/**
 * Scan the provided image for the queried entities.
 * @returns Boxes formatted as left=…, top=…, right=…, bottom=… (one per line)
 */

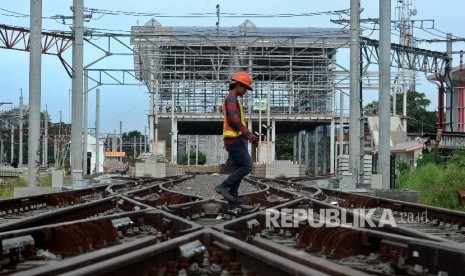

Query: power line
left=3, top=6, right=350, bottom=20
left=85, top=8, right=350, bottom=18
left=0, top=8, right=28, bottom=18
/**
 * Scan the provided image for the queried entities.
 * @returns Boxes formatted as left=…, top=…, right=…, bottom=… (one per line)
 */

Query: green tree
left=179, top=151, right=206, bottom=165
left=122, top=130, right=144, bottom=158
left=398, top=91, right=437, bottom=134
left=276, top=135, right=293, bottom=160
left=0, top=107, right=57, bottom=165
left=363, top=91, right=437, bottom=134
left=364, top=101, right=379, bottom=116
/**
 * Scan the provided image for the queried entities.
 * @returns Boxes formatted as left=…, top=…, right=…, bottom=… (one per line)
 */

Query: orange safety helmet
left=231, top=71, right=253, bottom=91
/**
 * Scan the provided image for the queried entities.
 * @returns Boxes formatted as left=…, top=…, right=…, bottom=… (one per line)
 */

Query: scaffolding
left=130, top=19, right=349, bottom=117
left=129, top=19, right=350, bottom=174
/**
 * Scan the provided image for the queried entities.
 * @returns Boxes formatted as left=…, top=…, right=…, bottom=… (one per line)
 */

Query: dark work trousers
left=221, top=141, right=253, bottom=197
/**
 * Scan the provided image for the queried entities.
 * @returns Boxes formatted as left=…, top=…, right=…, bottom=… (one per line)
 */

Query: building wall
left=86, top=134, right=104, bottom=173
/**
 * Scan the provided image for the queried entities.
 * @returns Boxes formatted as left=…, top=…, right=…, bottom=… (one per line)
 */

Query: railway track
left=1, top=209, right=201, bottom=275
left=33, top=229, right=332, bottom=276
left=0, top=173, right=464, bottom=275
left=0, top=195, right=153, bottom=233
left=253, top=176, right=465, bottom=243
left=0, top=176, right=184, bottom=230
left=0, top=186, right=108, bottom=227
left=215, top=197, right=465, bottom=275
left=321, top=188, right=465, bottom=243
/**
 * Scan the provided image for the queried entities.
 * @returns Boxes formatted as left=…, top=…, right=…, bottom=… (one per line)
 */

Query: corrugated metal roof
left=170, top=26, right=347, bottom=37
left=132, top=24, right=349, bottom=39
left=391, top=141, right=424, bottom=153
left=104, top=151, right=126, bottom=157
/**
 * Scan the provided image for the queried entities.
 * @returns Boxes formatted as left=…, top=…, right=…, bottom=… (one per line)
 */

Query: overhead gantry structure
left=0, top=20, right=452, bottom=177
left=129, top=19, right=451, bottom=174
left=130, top=19, right=350, bottom=170
left=0, top=24, right=74, bottom=76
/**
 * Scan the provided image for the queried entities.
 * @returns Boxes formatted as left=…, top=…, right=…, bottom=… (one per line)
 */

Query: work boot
left=214, top=185, right=234, bottom=201
left=231, top=196, right=251, bottom=205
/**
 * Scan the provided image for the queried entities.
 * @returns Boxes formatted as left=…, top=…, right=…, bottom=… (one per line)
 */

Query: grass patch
left=397, top=162, right=465, bottom=210
left=0, top=174, right=54, bottom=200
left=39, top=174, right=52, bottom=187
left=0, top=178, right=28, bottom=199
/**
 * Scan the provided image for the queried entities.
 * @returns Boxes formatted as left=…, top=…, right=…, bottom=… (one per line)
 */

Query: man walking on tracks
left=215, top=71, right=258, bottom=205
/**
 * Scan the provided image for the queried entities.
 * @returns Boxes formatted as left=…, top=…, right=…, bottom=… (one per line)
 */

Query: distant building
left=86, top=134, right=105, bottom=174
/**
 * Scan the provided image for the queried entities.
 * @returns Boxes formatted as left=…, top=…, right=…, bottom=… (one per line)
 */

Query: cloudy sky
left=1, top=0, right=464, bottom=134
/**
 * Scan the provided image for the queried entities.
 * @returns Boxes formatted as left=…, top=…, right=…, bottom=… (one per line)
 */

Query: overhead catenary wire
left=4, top=4, right=464, bottom=48
left=83, top=8, right=350, bottom=18
left=0, top=8, right=28, bottom=17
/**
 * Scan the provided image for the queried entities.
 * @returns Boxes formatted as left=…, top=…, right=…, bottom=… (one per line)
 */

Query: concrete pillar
left=379, top=0, right=392, bottom=189
left=339, top=89, right=345, bottom=158
left=258, top=94, right=262, bottom=163
left=323, top=125, right=328, bottom=174
left=271, top=118, right=276, bottom=161
left=148, top=59, right=155, bottom=153
left=187, top=135, right=190, bottom=166
left=195, top=135, right=199, bottom=165
left=19, top=94, right=24, bottom=168
left=83, top=71, right=88, bottom=175
left=293, top=134, right=297, bottom=163
left=313, top=128, right=318, bottom=174
left=0, top=139, right=3, bottom=164
left=10, top=125, right=14, bottom=164
left=170, top=119, right=177, bottom=163
left=349, top=0, right=361, bottom=184
left=133, top=136, right=137, bottom=159
left=95, top=88, right=100, bottom=173
left=119, top=121, right=123, bottom=161
left=154, top=80, right=159, bottom=163
left=171, top=90, right=178, bottom=163
left=52, top=169, right=64, bottom=188
left=144, top=126, right=147, bottom=153
left=43, top=109, right=48, bottom=167
left=71, top=0, right=84, bottom=179
left=28, top=0, right=42, bottom=186
left=305, top=131, right=309, bottom=169
left=330, top=118, right=335, bottom=174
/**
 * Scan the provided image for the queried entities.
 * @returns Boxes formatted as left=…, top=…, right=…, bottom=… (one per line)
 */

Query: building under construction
left=130, top=19, right=350, bottom=174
